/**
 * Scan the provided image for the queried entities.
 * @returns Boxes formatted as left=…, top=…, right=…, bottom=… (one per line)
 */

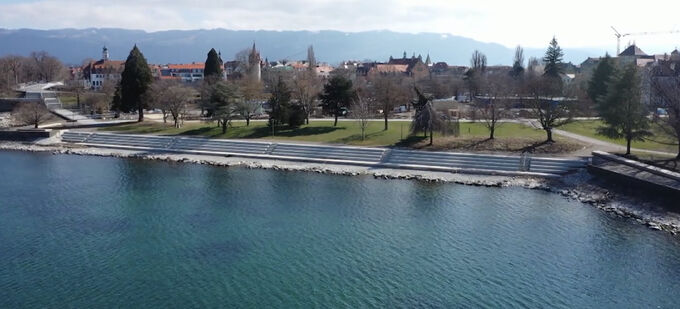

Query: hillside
left=0, top=28, right=604, bottom=66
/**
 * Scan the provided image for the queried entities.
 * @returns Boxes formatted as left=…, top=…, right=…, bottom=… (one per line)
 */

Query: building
left=617, top=44, right=657, bottom=67
left=160, top=62, right=205, bottom=83
left=387, top=54, right=429, bottom=80
left=247, top=43, right=262, bottom=81
left=81, top=46, right=125, bottom=90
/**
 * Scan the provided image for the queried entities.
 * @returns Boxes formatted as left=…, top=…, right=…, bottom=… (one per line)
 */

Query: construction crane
left=611, top=26, right=680, bottom=55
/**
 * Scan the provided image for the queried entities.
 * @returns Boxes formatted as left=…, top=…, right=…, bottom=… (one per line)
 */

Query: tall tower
left=248, top=43, right=261, bottom=81
left=102, top=46, right=109, bottom=61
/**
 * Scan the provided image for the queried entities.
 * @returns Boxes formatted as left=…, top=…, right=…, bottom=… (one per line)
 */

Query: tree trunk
left=334, top=113, right=338, bottom=127
left=246, top=117, right=250, bottom=126
left=384, top=113, right=388, bottom=131
left=34, top=122, right=38, bottom=129
left=429, top=127, right=433, bottom=145
left=306, top=113, right=310, bottom=125
left=174, top=118, right=180, bottom=129
left=137, top=107, right=144, bottom=122
left=626, top=138, right=632, bottom=155
left=489, top=127, right=495, bottom=140
left=222, top=121, right=227, bottom=134
left=546, top=129, right=553, bottom=142
left=677, top=142, right=680, bottom=160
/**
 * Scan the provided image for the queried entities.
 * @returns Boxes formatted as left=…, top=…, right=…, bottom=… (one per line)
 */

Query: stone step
left=60, top=132, right=587, bottom=176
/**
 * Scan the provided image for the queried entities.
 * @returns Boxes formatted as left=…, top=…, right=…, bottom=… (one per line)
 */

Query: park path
left=521, top=119, right=677, bottom=157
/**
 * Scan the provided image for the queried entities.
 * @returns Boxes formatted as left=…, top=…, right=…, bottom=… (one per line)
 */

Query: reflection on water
left=0, top=151, right=679, bottom=308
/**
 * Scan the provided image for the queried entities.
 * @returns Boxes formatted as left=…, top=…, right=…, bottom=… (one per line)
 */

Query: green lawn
left=58, top=95, right=78, bottom=109
left=560, top=120, right=679, bottom=153
left=101, top=120, right=547, bottom=147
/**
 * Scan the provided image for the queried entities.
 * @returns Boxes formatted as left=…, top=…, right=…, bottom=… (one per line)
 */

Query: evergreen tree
left=320, top=75, right=355, bottom=126
left=597, top=64, right=651, bottom=155
left=204, top=48, right=223, bottom=78
left=543, top=37, right=564, bottom=78
left=587, top=54, right=616, bottom=104
left=119, top=45, right=153, bottom=122
left=210, top=81, right=238, bottom=134
left=111, top=83, right=122, bottom=115
left=288, top=104, right=306, bottom=128
left=268, top=77, right=292, bottom=130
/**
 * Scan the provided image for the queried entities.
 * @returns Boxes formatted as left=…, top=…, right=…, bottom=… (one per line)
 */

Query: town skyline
left=1, top=0, right=680, bottom=54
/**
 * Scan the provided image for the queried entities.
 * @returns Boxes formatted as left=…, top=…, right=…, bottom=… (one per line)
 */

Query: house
left=618, top=44, right=657, bottom=67
left=81, top=46, right=125, bottom=90
left=366, top=64, right=409, bottom=79
left=387, top=54, right=429, bottom=80
left=160, top=62, right=205, bottom=83
left=314, top=64, right=335, bottom=79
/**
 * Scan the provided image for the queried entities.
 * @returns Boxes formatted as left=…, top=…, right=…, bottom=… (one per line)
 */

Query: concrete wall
left=0, top=129, right=55, bottom=141
left=0, top=98, right=42, bottom=112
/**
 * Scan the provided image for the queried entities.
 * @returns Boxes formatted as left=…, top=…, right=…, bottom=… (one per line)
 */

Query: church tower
left=248, top=43, right=261, bottom=81
left=102, top=46, right=109, bottom=61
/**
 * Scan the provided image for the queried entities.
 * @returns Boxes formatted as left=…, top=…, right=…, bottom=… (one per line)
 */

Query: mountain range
left=0, top=28, right=606, bottom=66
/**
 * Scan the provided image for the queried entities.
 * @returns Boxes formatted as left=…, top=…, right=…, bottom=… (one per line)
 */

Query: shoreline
left=2, top=140, right=679, bottom=235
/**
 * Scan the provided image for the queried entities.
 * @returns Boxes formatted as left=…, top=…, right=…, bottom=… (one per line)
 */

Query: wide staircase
left=61, top=131, right=588, bottom=176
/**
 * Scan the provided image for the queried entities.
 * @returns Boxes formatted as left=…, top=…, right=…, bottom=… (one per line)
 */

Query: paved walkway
left=522, top=120, right=677, bottom=157
left=552, top=129, right=676, bottom=157
left=590, top=151, right=680, bottom=195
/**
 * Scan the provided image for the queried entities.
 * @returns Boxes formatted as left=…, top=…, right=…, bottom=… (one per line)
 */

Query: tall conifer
left=120, top=45, right=152, bottom=122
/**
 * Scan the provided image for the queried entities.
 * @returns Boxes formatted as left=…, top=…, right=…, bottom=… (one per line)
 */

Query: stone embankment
left=2, top=140, right=679, bottom=235
left=61, top=131, right=588, bottom=177
left=0, top=112, right=11, bottom=128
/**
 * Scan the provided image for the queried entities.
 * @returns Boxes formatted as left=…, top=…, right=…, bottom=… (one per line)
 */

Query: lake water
left=1, top=150, right=680, bottom=308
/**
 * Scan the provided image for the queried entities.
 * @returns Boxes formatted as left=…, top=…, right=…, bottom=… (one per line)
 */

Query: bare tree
left=470, top=50, right=487, bottom=72
left=651, top=67, right=680, bottom=159
left=236, top=78, right=265, bottom=126
left=526, top=57, right=542, bottom=77
left=81, top=92, right=111, bottom=115
left=371, top=74, right=408, bottom=130
left=146, top=80, right=196, bottom=128
left=510, top=46, right=525, bottom=79
left=307, top=45, right=317, bottom=69
left=465, top=50, right=487, bottom=99
left=351, top=94, right=373, bottom=141
left=474, top=74, right=510, bottom=139
left=291, top=69, right=322, bottom=124
left=526, top=75, right=573, bottom=142
left=12, top=101, right=51, bottom=128
left=30, top=51, right=66, bottom=81
left=2, top=55, right=23, bottom=84
left=145, top=80, right=173, bottom=123
left=164, top=85, right=197, bottom=128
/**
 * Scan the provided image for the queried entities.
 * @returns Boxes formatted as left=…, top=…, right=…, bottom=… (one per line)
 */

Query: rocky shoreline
left=2, top=140, right=679, bottom=235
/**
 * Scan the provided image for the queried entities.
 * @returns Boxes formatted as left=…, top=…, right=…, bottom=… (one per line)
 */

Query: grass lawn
left=58, top=95, right=78, bottom=108
left=101, top=120, right=550, bottom=147
left=560, top=120, right=679, bottom=153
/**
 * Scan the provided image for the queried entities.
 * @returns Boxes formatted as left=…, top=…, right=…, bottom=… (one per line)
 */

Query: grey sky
left=2, top=0, right=680, bottom=54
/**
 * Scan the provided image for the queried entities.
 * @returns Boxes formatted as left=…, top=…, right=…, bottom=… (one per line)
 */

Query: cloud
left=1, top=0, right=680, bottom=53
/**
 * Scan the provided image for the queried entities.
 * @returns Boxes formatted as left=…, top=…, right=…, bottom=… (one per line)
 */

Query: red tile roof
left=166, top=62, right=204, bottom=70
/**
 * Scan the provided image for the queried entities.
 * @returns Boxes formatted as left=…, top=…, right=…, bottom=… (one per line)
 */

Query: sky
left=1, top=0, right=680, bottom=54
